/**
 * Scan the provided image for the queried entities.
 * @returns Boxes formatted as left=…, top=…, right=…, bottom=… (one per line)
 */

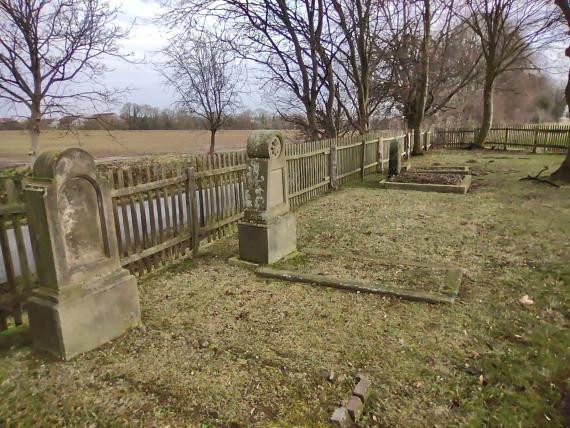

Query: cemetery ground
left=1, top=151, right=569, bottom=427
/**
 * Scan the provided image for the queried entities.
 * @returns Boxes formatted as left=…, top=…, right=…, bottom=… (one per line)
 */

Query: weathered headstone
left=238, top=131, right=297, bottom=264
left=24, top=148, right=140, bottom=360
left=376, top=138, right=384, bottom=173
left=388, top=140, right=402, bottom=176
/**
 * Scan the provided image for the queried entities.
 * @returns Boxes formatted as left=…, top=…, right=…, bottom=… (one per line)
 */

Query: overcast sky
left=0, top=1, right=567, bottom=118
left=104, top=0, right=266, bottom=112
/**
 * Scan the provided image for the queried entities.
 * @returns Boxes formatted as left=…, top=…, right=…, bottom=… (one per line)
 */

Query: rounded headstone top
left=33, top=148, right=96, bottom=179
left=246, top=131, right=284, bottom=159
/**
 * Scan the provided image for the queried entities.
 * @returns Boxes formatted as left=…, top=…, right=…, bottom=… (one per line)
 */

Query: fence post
left=376, top=137, right=384, bottom=173
left=329, top=143, right=338, bottom=190
left=360, top=136, right=367, bottom=180
left=187, top=166, right=200, bottom=256
left=532, top=128, right=539, bottom=153
left=423, top=131, right=428, bottom=151
left=504, top=128, right=509, bottom=151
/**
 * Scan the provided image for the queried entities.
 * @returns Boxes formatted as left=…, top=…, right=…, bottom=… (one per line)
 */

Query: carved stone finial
left=246, top=131, right=284, bottom=159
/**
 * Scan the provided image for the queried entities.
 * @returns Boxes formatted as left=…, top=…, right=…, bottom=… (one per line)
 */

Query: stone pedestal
left=27, top=270, right=139, bottom=360
left=24, top=148, right=140, bottom=360
left=238, top=131, right=297, bottom=265
left=238, top=212, right=296, bottom=264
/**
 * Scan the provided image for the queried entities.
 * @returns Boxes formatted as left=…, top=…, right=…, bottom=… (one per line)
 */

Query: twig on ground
left=519, top=166, right=560, bottom=188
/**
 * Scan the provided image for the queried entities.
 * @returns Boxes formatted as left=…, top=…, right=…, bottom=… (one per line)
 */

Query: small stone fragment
left=320, top=368, right=336, bottom=383
left=330, top=407, right=350, bottom=428
left=353, top=378, right=371, bottom=403
left=346, top=396, right=363, bottom=421
left=519, top=295, right=534, bottom=306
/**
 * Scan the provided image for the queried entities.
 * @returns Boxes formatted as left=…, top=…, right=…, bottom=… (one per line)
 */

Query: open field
left=1, top=151, right=569, bottom=426
left=0, top=130, right=298, bottom=167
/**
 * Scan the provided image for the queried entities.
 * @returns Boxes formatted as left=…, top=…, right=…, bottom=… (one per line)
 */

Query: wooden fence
left=0, top=177, right=35, bottom=331
left=0, top=130, right=423, bottom=330
left=433, top=124, right=570, bottom=152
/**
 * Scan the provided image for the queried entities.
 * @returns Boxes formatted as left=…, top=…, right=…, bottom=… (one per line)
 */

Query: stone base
left=238, top=213, right=297, bottom=264
left=27, top=269, right=141, bottom=360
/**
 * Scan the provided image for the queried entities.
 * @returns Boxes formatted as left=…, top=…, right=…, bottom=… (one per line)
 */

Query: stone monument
left=24, top=148, right=141, bottom=360
left=388, top=140, right=402, bottom=176
left=238, top=131, right=297, bottom=264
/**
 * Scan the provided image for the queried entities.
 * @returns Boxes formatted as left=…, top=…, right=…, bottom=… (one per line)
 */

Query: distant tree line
left=0, top=104, right=297, bottom=132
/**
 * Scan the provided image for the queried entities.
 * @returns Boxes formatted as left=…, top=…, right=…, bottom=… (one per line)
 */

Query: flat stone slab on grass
left=256, top=248, right=463, bottom=304
left=380, top=174, right=472, bottom=194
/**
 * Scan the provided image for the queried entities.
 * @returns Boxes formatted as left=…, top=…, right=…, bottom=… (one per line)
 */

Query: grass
left=0, top=130, right=298, bottom=166
left=0, top=150, right=569, bottom=427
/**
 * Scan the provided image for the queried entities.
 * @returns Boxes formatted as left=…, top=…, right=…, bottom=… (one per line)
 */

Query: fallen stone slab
left=256, top=267, right=460, bottom=304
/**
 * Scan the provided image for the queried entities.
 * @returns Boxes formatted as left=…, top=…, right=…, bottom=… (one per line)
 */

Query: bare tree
left=459, top=0, right=560, bottom=148
left=329, top=0, right=384, bottom=135
left=160, top=33, right=241, bottom=154
left=0, top=0, right=131, bottom=160
left=552, top=0, right=570, bottom=182
left=159, top=0, right=338, bottom=140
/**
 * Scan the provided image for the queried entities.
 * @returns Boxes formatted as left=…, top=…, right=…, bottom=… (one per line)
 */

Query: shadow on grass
left=0, top=325, right=31, bottom=354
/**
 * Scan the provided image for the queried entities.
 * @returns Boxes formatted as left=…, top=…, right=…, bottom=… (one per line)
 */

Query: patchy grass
left=1, top=150, right=569, bottom=427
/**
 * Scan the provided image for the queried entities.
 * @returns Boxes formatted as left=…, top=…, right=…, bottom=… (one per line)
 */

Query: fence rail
left=433, top=125, right=570, bottom=152
left=0, top=130, right=425, bottom=330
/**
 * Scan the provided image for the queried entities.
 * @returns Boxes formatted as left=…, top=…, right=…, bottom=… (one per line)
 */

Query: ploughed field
left=1, top=151, right=569, bottom=426
left=0, top=130, right=298, bottom=167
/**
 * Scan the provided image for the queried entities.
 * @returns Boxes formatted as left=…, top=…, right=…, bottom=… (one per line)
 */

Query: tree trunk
left=550, top=69, right=570, bottom=182
left=412, top=125, right=424, bottom=156
left=411, top=0, right=431, bottom=156
left=474, top=76, right=494, bottom=148
left=209, top=129, right=216, bottom=154
left=306, top=102, right=320, bottom=140
left=29, top=103, right=41, bottom=163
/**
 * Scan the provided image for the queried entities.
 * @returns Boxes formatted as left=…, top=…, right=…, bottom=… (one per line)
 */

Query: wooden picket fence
left=0, top=179, right=34, bottom=331
left=0, top=130, right=424, bottom=330
left=433, top=124, right=570, bottom=152
left=104, top=151, right=248, bottom=276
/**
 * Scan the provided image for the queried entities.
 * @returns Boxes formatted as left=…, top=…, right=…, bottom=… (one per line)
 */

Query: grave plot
left=256, top=247, right=462, bottom=304
left=380, top=172, right=472, bottom=194
left=413, top=165, right=471, bottom=176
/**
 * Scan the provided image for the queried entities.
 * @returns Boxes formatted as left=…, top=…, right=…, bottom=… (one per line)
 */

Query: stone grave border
left=330, top=374, right=372, bottom=427
left=414, top=165, right=471, bottom=176
left=253, top=247, right=463, bottom=305
left=380, top=174, right=472, bottom=194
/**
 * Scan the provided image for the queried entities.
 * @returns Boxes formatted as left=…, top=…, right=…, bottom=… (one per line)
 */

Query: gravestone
left=238, top=131, right=297, bottom=264
left=24, top=148, right=141, bottom=360
left=388, top=140, right=402, bottom=176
